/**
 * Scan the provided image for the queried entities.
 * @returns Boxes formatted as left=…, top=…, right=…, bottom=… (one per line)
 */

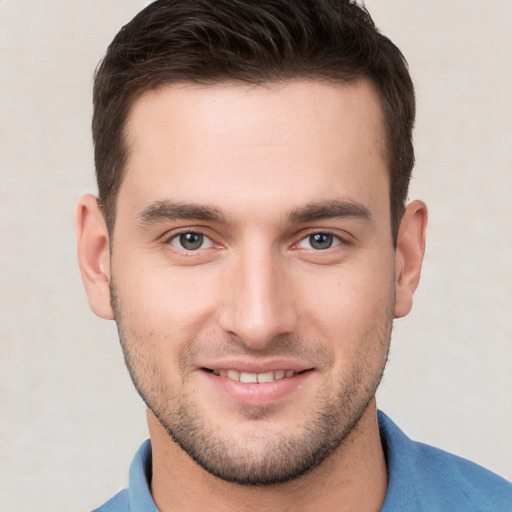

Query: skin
left=76, top=80, right=427, bottom=511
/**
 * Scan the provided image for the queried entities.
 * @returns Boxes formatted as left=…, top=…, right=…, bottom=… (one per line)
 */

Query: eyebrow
left=136, top=198, right=371, bottom=227
left=288, top=199, right=371, bottom=224
left=137, top=200, right=228, bottom=226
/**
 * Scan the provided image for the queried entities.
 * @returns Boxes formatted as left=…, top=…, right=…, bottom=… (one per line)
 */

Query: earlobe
left=394, top=200, right=428, bottom=318
left=75, top=194, right=114, bottom=320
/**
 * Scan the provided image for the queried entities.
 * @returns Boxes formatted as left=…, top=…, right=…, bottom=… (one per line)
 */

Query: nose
left=218, top=246, right=298, bottom=350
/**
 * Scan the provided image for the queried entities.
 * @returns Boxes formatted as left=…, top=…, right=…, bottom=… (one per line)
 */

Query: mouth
left=202, top=368, right=305, bottom=383
left=199, top=365, right=314, bottom=408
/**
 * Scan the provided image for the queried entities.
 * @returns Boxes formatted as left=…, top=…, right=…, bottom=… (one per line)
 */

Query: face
left=109, top=80, right=397, bottom=485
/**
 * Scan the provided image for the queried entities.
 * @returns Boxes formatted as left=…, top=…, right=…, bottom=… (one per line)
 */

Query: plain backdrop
left=0, top=1, right=511, bottom=510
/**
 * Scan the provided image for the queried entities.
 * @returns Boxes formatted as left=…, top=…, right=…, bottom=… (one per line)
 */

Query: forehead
left=120, top=80, right=389, bottom=223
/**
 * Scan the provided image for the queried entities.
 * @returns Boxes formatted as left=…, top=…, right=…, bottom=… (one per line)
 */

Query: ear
left=75, top=194, right=114, bottom=320
left=394, top=200, right=428, bottom=318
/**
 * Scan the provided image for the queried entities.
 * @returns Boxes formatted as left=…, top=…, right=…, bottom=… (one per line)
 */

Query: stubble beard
left=110, top=279, right=393, bottom=486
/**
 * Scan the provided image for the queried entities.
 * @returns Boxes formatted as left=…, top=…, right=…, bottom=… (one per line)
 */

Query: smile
left=209, top=368, right=298, bottom=383
left=200, top=366, right=314, bottom=407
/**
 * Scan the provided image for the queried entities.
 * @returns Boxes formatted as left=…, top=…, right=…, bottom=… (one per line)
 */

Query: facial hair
left=110, top=278, right=393, bottom=486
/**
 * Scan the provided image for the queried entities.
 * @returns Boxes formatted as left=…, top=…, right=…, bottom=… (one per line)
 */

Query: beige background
left=0, top=1, right=511, bottom=510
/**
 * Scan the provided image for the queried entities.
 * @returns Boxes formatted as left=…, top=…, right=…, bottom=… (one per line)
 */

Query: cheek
left=296, top=260, right=395, bottom=354
left=113, top=261, right=221, bottom=348
left=301, top=259, right=394, bottom=315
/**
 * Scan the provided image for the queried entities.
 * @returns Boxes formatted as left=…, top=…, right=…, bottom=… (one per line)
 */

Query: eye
left=298, top=232, right=341, bottom=250
left=168, top=232, right=213, bottom=251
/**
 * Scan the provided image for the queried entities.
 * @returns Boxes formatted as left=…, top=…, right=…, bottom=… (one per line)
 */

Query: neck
left=148, top=401, right=388, bottom=512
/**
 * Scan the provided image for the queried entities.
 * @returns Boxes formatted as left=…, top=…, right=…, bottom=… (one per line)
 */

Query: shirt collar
left=128, top=439, right=159, bottom=512
left=378, top=410, right=424, bottom=511
left=127, top=412, right=420, bottom=511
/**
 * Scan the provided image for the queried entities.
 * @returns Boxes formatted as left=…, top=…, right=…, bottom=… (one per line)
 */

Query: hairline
left=106, top=75, right=395, bottom=241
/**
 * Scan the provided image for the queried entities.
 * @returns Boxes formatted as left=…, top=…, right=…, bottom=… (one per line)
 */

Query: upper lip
left=197, top=359, right=314, bottom=374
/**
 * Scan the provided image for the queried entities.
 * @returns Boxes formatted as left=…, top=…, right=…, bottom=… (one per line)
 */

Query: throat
left=146, top=402, right=388, bottom=512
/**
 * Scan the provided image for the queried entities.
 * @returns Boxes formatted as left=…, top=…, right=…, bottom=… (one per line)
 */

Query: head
left=78, top=0, right=427, bottom=488
left=92, top=0, right=415, bottom=244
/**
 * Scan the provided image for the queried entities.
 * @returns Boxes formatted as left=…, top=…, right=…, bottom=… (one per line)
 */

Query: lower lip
left=200, top=370, right=313, bottom=407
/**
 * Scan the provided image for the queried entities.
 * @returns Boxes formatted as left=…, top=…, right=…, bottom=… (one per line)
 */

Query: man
left=76, top=0, right=512, bottom=510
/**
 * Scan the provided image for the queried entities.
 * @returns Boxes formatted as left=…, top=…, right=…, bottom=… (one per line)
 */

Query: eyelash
left=163, top=228, right=347, bottom=253
left=295, top=231, right=344, bottom=251
left=163, top=229, right=215, bottom=252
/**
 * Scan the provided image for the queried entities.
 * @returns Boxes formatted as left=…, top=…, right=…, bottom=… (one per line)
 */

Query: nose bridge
left=219, top=240, right=296, bottom=349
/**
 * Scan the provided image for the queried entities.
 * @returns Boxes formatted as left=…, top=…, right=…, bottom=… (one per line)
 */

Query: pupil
left=310, top=233, right=333, bottom=250
left=180, top=233, right=203, bottom=250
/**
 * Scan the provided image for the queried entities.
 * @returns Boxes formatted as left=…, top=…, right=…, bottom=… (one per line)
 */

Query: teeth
left=211, top=368, right=297, bottom=383
left=257, top=371, right=275, bottom=383
left=240, top=372, right=258, bottom=383
left=227, top=369, right=240, bottom=381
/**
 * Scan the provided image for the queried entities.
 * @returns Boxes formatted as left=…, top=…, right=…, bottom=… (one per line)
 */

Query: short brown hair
left=93, top=0, right=415, bottom=242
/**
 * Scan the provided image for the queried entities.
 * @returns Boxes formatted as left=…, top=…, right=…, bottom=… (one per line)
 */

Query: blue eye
left=169, top=232, right=212, bottom=251
left=298, top=233, right=341, bottom=250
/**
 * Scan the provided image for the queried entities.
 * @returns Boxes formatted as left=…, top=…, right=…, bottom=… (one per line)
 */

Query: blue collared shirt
left=92, top=411, right=512, bottom=511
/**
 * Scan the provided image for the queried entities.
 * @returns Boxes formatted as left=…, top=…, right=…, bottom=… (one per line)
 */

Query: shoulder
left=91, top=488, right=129, bottom=512
left=90, top=439, right=156, bottom=512
left=413, top=440, right=512, bottom=508
left=378, top=411, right=512, bottom=511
